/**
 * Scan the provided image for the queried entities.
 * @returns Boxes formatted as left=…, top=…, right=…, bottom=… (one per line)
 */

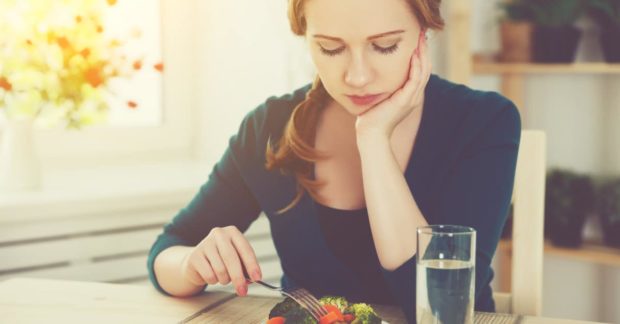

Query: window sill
left=0, top=159, right=213, bottom=224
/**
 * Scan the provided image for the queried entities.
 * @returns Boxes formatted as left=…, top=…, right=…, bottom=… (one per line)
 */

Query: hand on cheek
left=354, top=30, right=432, bottom=140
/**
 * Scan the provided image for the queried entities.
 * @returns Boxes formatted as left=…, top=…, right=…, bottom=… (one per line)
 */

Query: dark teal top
left=147, top=74, right=521, bottom=323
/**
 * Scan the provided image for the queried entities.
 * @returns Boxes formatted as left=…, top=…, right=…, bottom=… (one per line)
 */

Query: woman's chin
left=343, top=104, right=373, bottom=116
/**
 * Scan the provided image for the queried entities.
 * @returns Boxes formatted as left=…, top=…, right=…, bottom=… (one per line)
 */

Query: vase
left=600, top=25, right=620, bottom=63
left=533, top=25, right=582, bottom=63
left=500, top=21, right=533, bottom=63
left=0, top=118, right=42, bottom=192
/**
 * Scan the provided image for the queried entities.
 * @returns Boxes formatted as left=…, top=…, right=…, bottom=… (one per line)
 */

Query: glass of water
left=416, top=225, right=476, bottom=324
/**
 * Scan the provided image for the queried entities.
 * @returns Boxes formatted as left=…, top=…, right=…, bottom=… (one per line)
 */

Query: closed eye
left=318, top=43, right=400, bottom=57
left=319, top=45, right=345, bottom=57
left=373, top=43, right=399, bottom=55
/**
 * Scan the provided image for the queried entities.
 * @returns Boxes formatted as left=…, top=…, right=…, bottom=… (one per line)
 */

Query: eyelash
left=319, top=43, right=399, bottom=56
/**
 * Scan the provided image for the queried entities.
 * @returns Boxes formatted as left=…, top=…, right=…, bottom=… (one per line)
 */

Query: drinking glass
left=416, top=225, right=476, bottom=324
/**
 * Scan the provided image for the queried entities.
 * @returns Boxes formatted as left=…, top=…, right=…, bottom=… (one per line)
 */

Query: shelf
left=473, top=61, right=620, bottom=75
left=498, top=239, right=620, bottom=267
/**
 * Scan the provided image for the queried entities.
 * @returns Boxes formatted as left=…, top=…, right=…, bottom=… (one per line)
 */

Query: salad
left=266, top=295, right=382, bottom=324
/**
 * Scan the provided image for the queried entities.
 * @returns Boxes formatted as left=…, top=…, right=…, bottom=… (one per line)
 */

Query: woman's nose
left=344, top=55, right=373, bottom=89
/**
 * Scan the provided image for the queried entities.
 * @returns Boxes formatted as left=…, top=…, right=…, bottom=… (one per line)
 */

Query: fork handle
left=249, top=279, right=281, bottom=291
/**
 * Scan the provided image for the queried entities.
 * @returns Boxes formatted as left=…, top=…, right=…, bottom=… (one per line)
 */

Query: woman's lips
left=347, top=93, right=382, bottom=106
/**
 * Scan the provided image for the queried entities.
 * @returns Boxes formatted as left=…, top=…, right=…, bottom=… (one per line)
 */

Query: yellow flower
left=0, top=0, right=147, bottom=128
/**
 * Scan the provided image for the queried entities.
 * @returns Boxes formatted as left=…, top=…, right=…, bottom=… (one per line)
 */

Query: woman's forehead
left=303, top=0, right=419, bottom=39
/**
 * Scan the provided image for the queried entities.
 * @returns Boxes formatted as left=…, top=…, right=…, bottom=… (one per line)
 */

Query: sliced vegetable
left=266, top=316, right=286, bottom=324
left=319, top=296, right=349, bottom=312
left=319, top=310, right=345, bottom=324
left=324, top=304, right=344, bottom=317
left=343, top=314, right=355, bottom=322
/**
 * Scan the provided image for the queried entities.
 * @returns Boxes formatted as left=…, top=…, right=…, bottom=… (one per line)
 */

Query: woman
left=148, top=0, right=521, bottom=322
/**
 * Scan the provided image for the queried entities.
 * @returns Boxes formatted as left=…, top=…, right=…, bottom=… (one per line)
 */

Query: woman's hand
left=180, top=226, right=262, bottom=297
left=355, top=31, right=431, bottom=141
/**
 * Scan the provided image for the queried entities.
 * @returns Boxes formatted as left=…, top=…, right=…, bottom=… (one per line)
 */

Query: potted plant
left=596, top=178, right=620, bottom=248
left=545, top=169, right=595, bottom=247
left=588, top=0, right=620, bottom=62
left=529, top=0, right=585, bottom=63
left=498, top=0, right=536, bottom=62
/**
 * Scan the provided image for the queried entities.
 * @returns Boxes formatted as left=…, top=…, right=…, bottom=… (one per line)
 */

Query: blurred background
left=0, top=0, right=619, bottom=323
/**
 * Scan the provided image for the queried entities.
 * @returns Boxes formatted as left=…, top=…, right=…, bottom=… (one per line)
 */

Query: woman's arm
left=357, top=135, right=427, bottom=271
left=354, top=31, right=431, bottom=270
left=377, top=100, right=521, bottom=323
left=148, top=111, right=264, bottom=297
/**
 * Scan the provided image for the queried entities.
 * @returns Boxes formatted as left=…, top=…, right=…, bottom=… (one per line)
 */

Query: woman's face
left=304, top=0, right=423, bottom=116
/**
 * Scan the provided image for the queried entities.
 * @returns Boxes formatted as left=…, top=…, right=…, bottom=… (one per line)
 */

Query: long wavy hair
left=265, top=0, right=445, bottom=214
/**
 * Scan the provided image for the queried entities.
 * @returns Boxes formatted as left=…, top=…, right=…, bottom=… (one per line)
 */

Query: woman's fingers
left=396, top=31, right=425, bottom=106
left=192, top=254, right=218, bottom=285
left=185, top=265, right=207, bottom=287
left=421, top=33, right=432, bottom=85
left=217, top=227, right=251, bottom=296
left=187, top=226, right=260, bottom=297
left=230, top=229, right=262, bottom=282
left=204, top=240, right=231, bottom=285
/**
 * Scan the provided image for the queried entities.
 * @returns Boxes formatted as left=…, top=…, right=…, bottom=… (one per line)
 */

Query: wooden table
left=0, top=278, right=603, bottom=324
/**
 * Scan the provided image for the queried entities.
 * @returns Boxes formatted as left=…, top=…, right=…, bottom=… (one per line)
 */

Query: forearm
left=358, top=136, right=427, bottom=271
left=154, top=245, right=205, bottom=297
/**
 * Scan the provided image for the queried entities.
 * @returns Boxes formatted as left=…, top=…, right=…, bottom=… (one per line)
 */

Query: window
left=0, top=0, right=198, bottom=166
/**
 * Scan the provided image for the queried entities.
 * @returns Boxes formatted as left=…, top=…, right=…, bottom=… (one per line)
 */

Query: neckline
left=310, top=74, right=437, bottom=211
left=315, top=201, right=367, bottom=214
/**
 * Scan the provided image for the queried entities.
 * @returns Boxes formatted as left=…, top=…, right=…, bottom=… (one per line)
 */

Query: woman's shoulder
left=430, top=75, right=518, bottom=116
left=427, top=75, right=521, bottom=136
left=229, top=84, right=311, bottom=161
left=237, top=83, right=311, bottom=142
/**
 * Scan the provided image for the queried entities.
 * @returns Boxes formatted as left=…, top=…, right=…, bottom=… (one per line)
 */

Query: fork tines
left=289, top=288, right=328, bottom=320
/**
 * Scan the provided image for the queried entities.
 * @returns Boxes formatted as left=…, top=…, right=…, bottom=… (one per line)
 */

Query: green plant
left=499, top=0, right=537, bottom=22
left=529, top=0, right=585, bottom=27
left=589, top=0, right=620, bottom=28
left=596, top=178, right=620, bottom=247
left=545, top=169, right=595, bottom=247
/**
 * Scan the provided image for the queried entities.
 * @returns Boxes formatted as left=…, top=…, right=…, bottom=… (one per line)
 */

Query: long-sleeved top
left=147, top=74, right=521, bottom=323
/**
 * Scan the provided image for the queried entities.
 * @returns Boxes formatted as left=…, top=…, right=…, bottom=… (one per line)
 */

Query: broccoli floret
left=282, top=307, right=315, bottom=324
left=269, top=297, right=298, bottom=318
left=347, top=303, right=382, bottom=324
left=319, top=295, right=350, bottom=313
left=270, top=296, right=382, bottom=324
left=269, top=297, right=314, bottom=323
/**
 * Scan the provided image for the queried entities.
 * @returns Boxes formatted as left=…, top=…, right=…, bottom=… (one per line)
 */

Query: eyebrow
left=312, top=29, right=405, bottom=42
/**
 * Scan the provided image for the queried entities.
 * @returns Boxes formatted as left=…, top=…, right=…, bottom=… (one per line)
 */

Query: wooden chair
left=493, top=130, right=546, bottom=316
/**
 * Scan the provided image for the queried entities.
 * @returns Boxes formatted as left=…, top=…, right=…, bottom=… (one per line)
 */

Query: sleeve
left=147, top=112, right=264, bottom=295
left=380, top=100, right=521, bottom=323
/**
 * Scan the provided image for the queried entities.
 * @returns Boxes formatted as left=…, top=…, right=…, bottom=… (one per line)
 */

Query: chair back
left=494, top=130, right=546, bottom=316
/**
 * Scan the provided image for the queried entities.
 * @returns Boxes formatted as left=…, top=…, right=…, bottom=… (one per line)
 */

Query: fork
left=246, top=278, right=329, bottom=321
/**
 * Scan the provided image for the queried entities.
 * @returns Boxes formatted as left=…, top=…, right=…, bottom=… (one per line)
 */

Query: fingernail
left=252, top=270, right=261, bottom=281
left=237, top=285, right=246, bottom=296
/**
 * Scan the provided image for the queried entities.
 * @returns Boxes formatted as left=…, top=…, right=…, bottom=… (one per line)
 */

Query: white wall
left=193, top=0, right=315, bottom=164
left=190, top=0, right=619, bottom=322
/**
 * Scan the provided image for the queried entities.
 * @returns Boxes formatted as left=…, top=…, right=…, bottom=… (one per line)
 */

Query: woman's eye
left=319, top=45, right=345, bottom=56
left=373, top=43, right=399, bottom=55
